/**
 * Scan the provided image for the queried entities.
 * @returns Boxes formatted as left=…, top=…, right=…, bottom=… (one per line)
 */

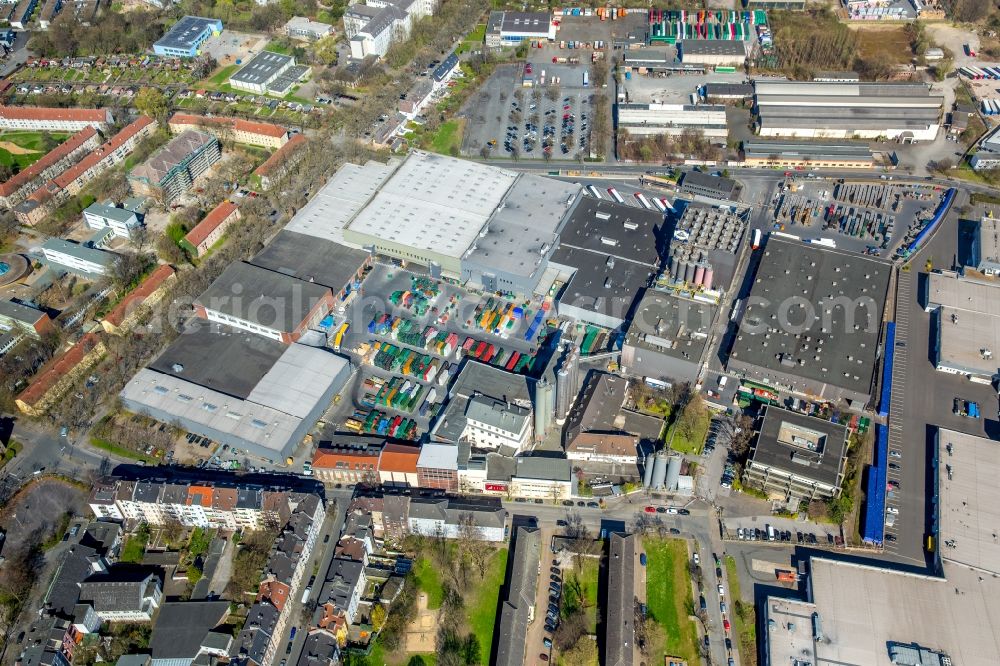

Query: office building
left=40, top=238, right=116, bottom=276
left=485, top=11, right=556, bottom=48
left=727, top=236, right=891, bottom=407
left=744, top=406, right=849, bottom=500
left=678, top=170, right=739, bottom=200
left=153, top=16, right=223, bottom=57
left=284, top=15, right=334, bottom=40
left=128, top=130, right=220, bottom=204
left=343, top=0, right=436, bottom=60
left=82, top=200, right=142, bottom=239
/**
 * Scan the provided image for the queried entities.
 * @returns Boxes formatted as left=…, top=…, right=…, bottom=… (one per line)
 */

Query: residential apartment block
left=0, top=105, right=111, bottom=132
left=167, top=113, right=289, bottom=149
left=128, top=130, right=220, bottom=204
left=0, top=126, right=100, bottom=209
left=182, top=201, right=241, bottom=257
left=99, top=264, right=176, bottom=335
left=15, top=332, right=105, bottom=416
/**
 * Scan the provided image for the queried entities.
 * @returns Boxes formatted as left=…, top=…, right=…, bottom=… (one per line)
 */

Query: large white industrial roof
left=936, top=427, right=1000, bottom=575
left=284, top=159, right=398, bottom=245
left=245, top=344, right=350, bottom=420
left=346, top=150, right=518, bottom=258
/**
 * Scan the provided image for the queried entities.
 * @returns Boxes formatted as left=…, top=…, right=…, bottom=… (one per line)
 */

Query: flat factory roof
left=729, top=236, right=890, bottom=395
left=936, top=307, right=1000, bottom=376
left=462, top=174, right=581, bottom=278
left=149, top=322, right=288, bottom=400
left=284, top=159, right=398, bottom=246
left=789, top=557, right=1000, bottom=666
left=154, top=16, right=220, bottom=51
left=195, top=261, right=331, bottom=333
left=230, top=51, right=294, bottom=86
left=249, top=230, right=369, bottom=293
left=926, top=271, right=1000, bottom=316
left=625, top=290, right=716, bottom=362
left=750, top=405, right=847, bottom=488
left=743, top=139, right=874, bottom=161
left=936, top=427, right=1000, bottom=575
left=345, top=151, right=518, bottom=259
left=679, top=40, right=747, bottom=56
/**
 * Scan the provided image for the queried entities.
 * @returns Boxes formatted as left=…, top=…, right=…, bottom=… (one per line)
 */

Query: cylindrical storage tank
left=694, top=264, right=705, bottom=286
left=651, top=452, right=669, bottom=489
left=535, top=379, right=553, bottom=439
left=703, top=265, right=714, bottom=290
left=545, top=374, right=557, bottom=416
left=643, top=452, right=656, bottom=488
left=566, top=348, right=580, bottom=396
left=555, top=369, right=572, bottom=424
left=670, top=258, right=681, bottom=280
left=666, top=455, right=683, bottom=490
left=683, top=261, right=696, bottom=284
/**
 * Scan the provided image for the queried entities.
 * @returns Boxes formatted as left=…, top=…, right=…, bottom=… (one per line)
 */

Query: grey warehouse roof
left=149, top=600, right=230, bottom=660
left=750, top=406, right=848, bottom=488
left=625, top=290, right=716, bottom=362
left=729, top=236, right=890, bottom=394
left=743, top=139, right=873, bottom=161
left=680, top=40, right=747, bottom=56
left=195, top=261, right=331, bottom=333
left=230, top=51, right=294, bottom=86
left=249, top=230, right=370, bottom=293
left=494, top=526, right=540, bottom=666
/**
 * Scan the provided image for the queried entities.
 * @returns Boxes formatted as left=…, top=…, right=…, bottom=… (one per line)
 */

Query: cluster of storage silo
left=642, top=450, right=683, bottom=491
left=535, top=378, right=555, bottom=440
left=554, top=344, right=581, bottom=425
left=669, top=248, right=714, bottom=290
left=677, top=206, right=745, bottom=253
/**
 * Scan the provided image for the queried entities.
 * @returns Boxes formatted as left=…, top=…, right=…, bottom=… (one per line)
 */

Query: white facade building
left=83, top=201, right=142, bottom=239
left=461, top=395, right=532, bottom=452
left=41, top=238, right=116, bottom=276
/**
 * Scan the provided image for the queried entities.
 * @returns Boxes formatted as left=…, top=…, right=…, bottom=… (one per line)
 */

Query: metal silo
left=703, top=264, right=714, bottom=290
left=535, top=378, right=553, bottom=439
left=545, top=374, right=556, bottom=416
left=565, top=347, right=580, bottom=396
left=651, top=451, right=669, bottom=489
left=666, top=455, right=683, bottom=491
left=670, top=258, right=681, bottom=281
left=643, top=452, right=656, bottom=488
left=694, top=264, right=705, bottom=287
left=683, top=261, right=696, bottom=284
left=555, top=369, right=572, bottom=424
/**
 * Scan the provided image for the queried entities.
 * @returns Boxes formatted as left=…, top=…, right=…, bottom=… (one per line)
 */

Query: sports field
left=0, top=131, right=70, bottom=170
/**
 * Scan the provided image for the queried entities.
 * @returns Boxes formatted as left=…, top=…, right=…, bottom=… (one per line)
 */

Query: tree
left=457, top=512, right=493, bottom=579
left=162, top=518, right=184, bottom=547
left=557, top=627, right=595, bottom=661
left=313, top=36, right=339, bottom=66
left=105, top=251, right=154, bottom=292
left=135, top=87, right=169, bottom=122
left=156, top=232, right=188, bottom=265
left=675, top=392, right=707, bottom=442
left=370, top=603, right=387, bottom=631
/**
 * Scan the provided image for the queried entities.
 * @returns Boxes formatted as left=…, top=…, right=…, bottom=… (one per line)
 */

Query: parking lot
left=721, top=516, right=843, bottom=547
left=460, top=62, right=594, bottom=160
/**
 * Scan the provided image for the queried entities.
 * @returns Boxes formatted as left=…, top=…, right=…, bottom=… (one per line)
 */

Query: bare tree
left=457, top=512, right=493, bottom=579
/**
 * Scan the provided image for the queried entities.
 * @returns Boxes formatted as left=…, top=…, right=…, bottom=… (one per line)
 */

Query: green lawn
left=562, top=556, right=600, bottom=632
left=412, top=557, right=444, bottom=609
left=0, top=131, right=70, bottom=169
left=120, top=532, right=149, bottom=564
left=644, top=537, right=699, bottom=666
left=207, top=64, right=240, bottom=86
left=725, top=555, right=757, bottom=666
left=467, top=548, right=508, bottom=663
left=666, top=410, right=711, bottom=455
left=89, top=436, right=155, bottom=464
left=265, top=41, right=292, bottom=55
left=428, top=118, right=465, bottom=155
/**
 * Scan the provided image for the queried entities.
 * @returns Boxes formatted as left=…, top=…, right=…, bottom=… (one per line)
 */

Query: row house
left=0, top=126, right=100, bottom=208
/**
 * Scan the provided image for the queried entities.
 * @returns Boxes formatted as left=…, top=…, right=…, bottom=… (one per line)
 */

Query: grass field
left=412, top=557, right=445, bottom=609
left=854, top=25, right=912, bottom=66
left=429, top=118, right=465, bottom=155
left=89, top=436, right=155, bottom=464
left=725, top=555, right=757, bottom=666
left=0, top=131, right=70, bottom=169
left=666, top=410, right=711, bottom=455
left=562, top=557, right=600, bottom=632
left=644, top=537, right=699, bottom=665
left=207, top=64, right=240, bottom=86
left=468, top=549, right=508, bottom=662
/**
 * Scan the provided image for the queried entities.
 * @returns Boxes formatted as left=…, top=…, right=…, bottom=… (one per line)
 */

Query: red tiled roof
left=254, top=133, right=307, bottom=177
left=0, top=105, right=107, bottom=122
left=187, top=485, right=214, bottom=507
left=102, top=264, right=175, bottom=327
left=313, top=447, right=381, bottom=470
left=184, top=201, right=240, bottom=248
left=16, top=332, right=103, bottom=405
left=168, top=113, right=288, bottom=139
left=0, top=126, right=97, bottom=197
left=52, top=116, right=154, bottom=190
left=378, top=443, right=420, bottom=474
